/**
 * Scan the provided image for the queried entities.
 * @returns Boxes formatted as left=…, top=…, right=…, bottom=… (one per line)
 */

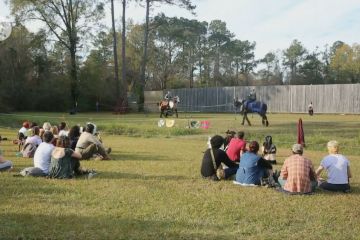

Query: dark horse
left=158, top=96, right=180, bottom=118
left=234, top=98, right=269, bottom=126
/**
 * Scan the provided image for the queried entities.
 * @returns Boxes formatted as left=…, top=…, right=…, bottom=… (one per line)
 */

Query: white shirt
left=33, top=142, right=55, bottom=174
left=19, top=127, right=28, bottom=135
left=58, top=130, right=69, bottom=137
left=25, top=135, right=42, bottom=146
left=321, top=154, right=349, bottom=184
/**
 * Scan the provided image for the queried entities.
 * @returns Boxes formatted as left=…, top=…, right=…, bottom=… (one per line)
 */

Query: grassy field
left=0, top=112, right=360, bottom=239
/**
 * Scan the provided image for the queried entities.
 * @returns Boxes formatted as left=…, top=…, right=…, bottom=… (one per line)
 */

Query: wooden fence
left=145, top=84, right=360, bottom=114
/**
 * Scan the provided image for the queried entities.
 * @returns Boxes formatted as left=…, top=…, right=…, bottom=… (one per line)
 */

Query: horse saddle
left=245, top=100, right=262, bottom=113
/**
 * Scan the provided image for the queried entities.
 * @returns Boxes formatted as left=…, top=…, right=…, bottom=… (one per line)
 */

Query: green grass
left=0, top=112, right=360, bottom=239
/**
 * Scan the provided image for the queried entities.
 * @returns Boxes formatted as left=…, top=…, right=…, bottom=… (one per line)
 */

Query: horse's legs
left=160, top=109, right=164, bottom=118
left=263, top=114, right=269, bottom=126
left=242, top=113, right=251, bottom=126
left=175, top=109, right=178, bottom=118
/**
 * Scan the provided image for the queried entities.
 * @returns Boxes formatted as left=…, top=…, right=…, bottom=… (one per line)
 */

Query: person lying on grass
left=201, top=135, right=239, bottom=180
left=235, top=141, right=275, bottom=187
left=75, top=123, right=111, bottom=160
left=278, top=144, right=317, bottom=194
left=315, top=140, right=352, bottom=193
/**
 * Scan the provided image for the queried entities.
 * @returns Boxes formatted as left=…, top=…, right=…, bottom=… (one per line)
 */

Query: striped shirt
left=280, top=154, right=316, bottom=193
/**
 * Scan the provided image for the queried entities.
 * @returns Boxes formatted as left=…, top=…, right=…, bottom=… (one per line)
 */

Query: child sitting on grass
left=261, top=135, right=277, bottom=164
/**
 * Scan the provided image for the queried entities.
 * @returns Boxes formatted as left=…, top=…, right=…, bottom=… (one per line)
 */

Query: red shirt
left=226, top=138, right=246, bottom=161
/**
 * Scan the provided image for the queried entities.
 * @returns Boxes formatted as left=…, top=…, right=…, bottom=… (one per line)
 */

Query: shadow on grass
left=0, top=213, right=220, bottom=239
left=97, top=171, right=187, bottom=181
left=110, top=153, right=168, bottom=161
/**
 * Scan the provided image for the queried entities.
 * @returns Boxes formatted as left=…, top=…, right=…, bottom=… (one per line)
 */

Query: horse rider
left=164, top=91, right=172, bottom=108
left=247, top=88, right=256, bottom=102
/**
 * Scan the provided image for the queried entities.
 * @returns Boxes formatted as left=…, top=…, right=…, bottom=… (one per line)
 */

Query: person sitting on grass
left=201, top=135, right=239, bottom=180
left=0, top=150, right=13, bottom=172
left=261, top=135, right=277, bottom=164
left=48, top=136, right=95, bottom=179
left=315, top=140, right=351, bottom=193
left=223, top=130, right=236, bottom=151
left=58, top=122, right=69, bottom=137
left=75, top=123, right=111, bottom=160
left=235, top=141, right=275, bottom=187
left=69, top=125, right=81, bottom=150
left=33, top=131, right=55, bottom=176
left=25, top=126, right=42, bottom=147
left=226, top=131, right=246, bottom=162
left=278, top=144, right=317, bottom=194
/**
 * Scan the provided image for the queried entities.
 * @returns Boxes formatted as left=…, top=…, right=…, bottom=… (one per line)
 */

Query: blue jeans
left=224, top=167, right=238, bottom=179
left=278, top=178, right=317, bottom=193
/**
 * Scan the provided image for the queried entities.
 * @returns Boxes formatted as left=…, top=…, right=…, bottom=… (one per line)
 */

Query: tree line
left=0, top=0, right=359, bottom=112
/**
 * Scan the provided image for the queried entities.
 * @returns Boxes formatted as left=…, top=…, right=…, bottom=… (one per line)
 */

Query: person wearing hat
left=201, top=135, right=239, bottom=180
left=315, top=140, right=351, bottom=192
left=278, top=144, right=317, bottom=194
left=226, top=131, right=246, bottom=162
left=75, top=123, right=111, bottom=160
left=235, top=141, right=274, bottom=186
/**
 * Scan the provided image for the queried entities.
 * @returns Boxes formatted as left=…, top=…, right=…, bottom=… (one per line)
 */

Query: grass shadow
left=110, top=152, right=169, bottom=161
left=96, top=171, right=187, bottom=181
left=0, top=212, right=223, bottom=239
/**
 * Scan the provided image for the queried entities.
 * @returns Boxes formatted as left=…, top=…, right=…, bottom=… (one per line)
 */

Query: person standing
left=315, top=140, right=351, bottom=192
left=308, top=102, right=314, bottom=116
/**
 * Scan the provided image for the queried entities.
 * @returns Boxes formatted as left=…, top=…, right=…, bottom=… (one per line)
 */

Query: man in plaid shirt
left=278, top=144, right=317, bottom=194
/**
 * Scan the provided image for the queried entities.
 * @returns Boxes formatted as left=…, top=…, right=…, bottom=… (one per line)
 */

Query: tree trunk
left=111, top=0, right=120, bottom=100
left=139, top=0, right=150, bottom=111
left=70, top=44, right=78, bottom=111
left=121, top=0, right=127, bottom=98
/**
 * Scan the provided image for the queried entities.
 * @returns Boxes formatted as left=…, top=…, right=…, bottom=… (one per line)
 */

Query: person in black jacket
left=201, top=135, right=239, bottom=180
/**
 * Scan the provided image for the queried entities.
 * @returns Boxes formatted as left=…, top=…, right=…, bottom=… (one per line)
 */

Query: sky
left=1, top=0, right=360, bottom=59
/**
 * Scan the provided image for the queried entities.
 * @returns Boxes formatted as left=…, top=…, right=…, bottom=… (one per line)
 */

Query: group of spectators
left=201, top=131, right=352, bottom=194
left=0, top=121, right=111, bottom=179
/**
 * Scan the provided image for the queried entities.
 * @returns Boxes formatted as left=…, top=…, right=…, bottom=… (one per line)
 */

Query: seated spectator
left=58, top=122, right=69, bottom=137
left=19, top=121, right=30, bottom=137
left=201, top=135, right=239, bottom=180
left=315, top=140, right=351, bottom=193
left=68, top=125, right=81, bottom=150
left=48, top=136, right=82, bottom=179
left=223, top=130, right=236, bottom=150
left=42, top=122, right=52, bottom=132
left=50, top=126, right=59, bottom=146
left=235, top=141, right=274, bottom=186
left=25, top=126, right=42, bottom=147
left=33, top=131, right=55, bottom=176
left=261, top=135, right=277, bottom=164
left=226, top=131, right=246, bottom=162
left=75, top=123, right=111, bottom=160
left=278, top=144, right=317, bottom=194
left=0, top=150, right=13, bottom=172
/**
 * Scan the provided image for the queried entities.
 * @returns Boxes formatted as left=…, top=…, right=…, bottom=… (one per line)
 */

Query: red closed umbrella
left=297, top=118, right=305, bottom=147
